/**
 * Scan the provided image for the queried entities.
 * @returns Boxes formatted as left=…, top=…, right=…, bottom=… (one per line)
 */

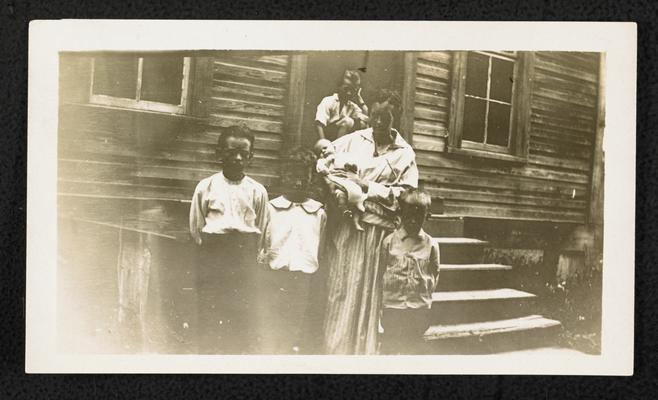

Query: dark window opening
left=140, top=55, right=185, bottom=105
left=90, top=53, right=190, bottom=114
left=92, top=55, right=139, bottom=99
left=462, top=52, right=515, bottom=148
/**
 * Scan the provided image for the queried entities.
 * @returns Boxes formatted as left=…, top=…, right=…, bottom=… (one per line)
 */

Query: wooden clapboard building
left=57, top=51, right=604, bottom=354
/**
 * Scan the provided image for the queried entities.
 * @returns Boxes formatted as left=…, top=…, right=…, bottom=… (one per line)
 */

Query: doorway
left=300, top=51, right=404, bottom=148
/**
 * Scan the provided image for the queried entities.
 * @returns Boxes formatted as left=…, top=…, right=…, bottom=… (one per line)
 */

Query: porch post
left=400, top=52, right=417, bottom=145
left=285, top=53, right=308, bottom=148
left=589, top=53, right=606, bottom=255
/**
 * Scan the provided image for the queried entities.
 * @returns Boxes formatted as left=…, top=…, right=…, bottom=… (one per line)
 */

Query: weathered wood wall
left=58, top=52, right=292, bottom=352
left=59, top=52, right=290, bottom=214
left=206, top=52, right=290, bottom=186
left=410, top=51, right=600, bottom=223
left=58, top=50, right=601, bottom=226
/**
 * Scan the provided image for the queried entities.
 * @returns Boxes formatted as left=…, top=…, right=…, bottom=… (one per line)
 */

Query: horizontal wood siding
left=58, top=53, right=290, bottom=210
left=205, top=53, right=289, bottom=187
left=413, top=51, right=600, bottom=223
left=413, top=52, right=451, bottom=154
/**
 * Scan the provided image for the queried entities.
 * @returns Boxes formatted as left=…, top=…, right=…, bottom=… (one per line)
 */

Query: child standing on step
left=257, top=147, right=327, bottom=354
left=189, top=125, right=269, bottom=354
left=379, top=189, right=440, bottom=354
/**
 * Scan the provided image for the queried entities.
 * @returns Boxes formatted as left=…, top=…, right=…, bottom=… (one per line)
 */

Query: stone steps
left=422, top=315, right=562, bottom=354
left=437, top=264, right=512, bottom=290
left=419, top=232, right=562, bottom=354
left=425, top=314, right=561, bottom=340
left=433, top=237, right=488, bottom=264
left=430, top=288, right=537, bottom=324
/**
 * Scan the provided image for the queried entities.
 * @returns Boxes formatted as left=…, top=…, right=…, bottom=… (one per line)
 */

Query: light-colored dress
left=259, top=196, right=327, bottom=274
left=323, top=127, right=419, bottom=355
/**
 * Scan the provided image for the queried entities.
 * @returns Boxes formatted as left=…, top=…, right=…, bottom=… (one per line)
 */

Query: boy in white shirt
left=257, top=147, right=327, bottom=354
left=189, top=125, right=269, bottom=354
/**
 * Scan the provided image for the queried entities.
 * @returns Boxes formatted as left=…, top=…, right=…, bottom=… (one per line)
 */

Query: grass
left=484, top=247, right=602, bottom=354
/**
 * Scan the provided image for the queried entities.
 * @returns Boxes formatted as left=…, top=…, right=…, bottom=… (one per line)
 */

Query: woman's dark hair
left=375, top=89, right=401, bottom=108
left=216, top=125, right=255, bottom=151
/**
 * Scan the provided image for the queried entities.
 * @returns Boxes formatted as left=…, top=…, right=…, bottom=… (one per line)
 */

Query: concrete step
left=434, top=237, right=488, bottom=245
left=433, top=237, right=488, bottom=264
left=438, top=263, right=512, bottom=291
left=423, top=215, right=464, bottom=238
left=422, top=315, right=562, bottom=354
left=430, top=288, right=536, bottom=324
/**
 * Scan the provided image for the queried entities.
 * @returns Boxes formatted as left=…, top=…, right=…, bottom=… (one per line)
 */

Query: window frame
left=89, top=54, right=192, bottom=115
left=447, top=51, right=533, bottom=163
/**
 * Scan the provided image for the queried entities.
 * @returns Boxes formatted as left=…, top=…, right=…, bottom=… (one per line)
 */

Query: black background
left=1, top=1, right=655, bottom=398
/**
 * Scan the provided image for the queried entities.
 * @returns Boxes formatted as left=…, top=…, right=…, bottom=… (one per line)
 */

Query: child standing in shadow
left=257, top=147, right=327, bottom=354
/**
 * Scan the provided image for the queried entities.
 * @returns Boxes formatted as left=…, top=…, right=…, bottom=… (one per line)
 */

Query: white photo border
left=26, top=20, right=636, bottom=374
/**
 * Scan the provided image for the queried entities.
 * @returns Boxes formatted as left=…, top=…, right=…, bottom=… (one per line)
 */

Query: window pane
left=462, top=97, right=486, bottom=143
left=487, top=102, right=511, bottom=146
left=92, top=55, right=138, bottom=99
left=464, top=52, right=488, bottom=98
left=489, top=58, right=514, bottom=103
left=140, top=55, right=185, bottom=105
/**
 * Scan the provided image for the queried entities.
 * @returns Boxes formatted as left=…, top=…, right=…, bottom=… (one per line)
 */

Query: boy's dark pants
left=381, top=308, right=431, bottom=355
left=197, top=233, right=259, bottom=354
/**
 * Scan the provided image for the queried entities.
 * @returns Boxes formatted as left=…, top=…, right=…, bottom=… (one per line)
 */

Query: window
left=90, top=54, right=191, bottom=114
left=448, top=51, right=533, bottom=162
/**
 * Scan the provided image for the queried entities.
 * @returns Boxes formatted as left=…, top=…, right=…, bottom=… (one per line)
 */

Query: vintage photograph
left=25, top=20, right=636, bottom=374
left=55, top=49, right=606, bottom=357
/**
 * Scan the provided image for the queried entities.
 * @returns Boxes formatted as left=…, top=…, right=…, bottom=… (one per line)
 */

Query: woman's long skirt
left=323, top=221, right=390, bottom=354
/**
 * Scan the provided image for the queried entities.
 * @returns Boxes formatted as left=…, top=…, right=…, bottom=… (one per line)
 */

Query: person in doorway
left=322, top=101, right=419, bottom=355
left=256, top=147, right=327, bottom=354
left=189, top=125, right=269, bottom=354
left=315, top=70, right=369, bottom=141
left=379, top=189, right=440, bottom=355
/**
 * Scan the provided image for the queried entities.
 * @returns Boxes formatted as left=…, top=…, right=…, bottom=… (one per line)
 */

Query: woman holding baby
left=321, top=99, right=419, bottom=355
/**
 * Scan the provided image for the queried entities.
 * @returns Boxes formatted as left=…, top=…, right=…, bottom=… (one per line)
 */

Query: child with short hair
left=257, top=147, right=327, bottom=354
left=314, top=138, right=367, bottom=231
left=189, top=125, right=269, bottom=354
left=379, top=189, right=440, bottom=354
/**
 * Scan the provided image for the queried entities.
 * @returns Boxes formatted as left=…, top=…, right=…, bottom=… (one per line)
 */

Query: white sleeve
left=315, top=97, right=333, bottom=126
left=189, top=180, right=208, bottom=245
